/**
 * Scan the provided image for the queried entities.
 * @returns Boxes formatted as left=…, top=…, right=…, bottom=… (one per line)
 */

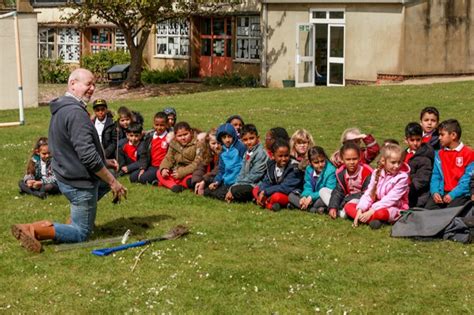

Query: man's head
left=68, top=68, right=96, bottom=103
left=404, top=122, right=423, bottom=151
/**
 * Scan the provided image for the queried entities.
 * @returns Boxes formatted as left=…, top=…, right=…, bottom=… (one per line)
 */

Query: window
left=156, top=19, right=190, bottom=57
left=90, top=28, right=113, bottom=54
left=310, top=9, right=345, bottom=24
left=236, top=16, right=261, bottom=61
left=58, top=28, right=81, bottom=62
left=38, top=27, right=55, bottom=59
left=115, top=29, right=128, bottom=51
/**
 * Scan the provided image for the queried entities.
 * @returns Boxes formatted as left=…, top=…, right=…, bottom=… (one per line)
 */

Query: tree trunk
left=124, top=46, right=144, bottom=89
left=123, top=28, right=151, bottom=89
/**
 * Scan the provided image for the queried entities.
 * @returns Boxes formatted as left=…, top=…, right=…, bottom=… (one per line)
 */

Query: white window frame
left=234, top=15, right=261, bottom=63
left=154, top=19, right=190, bottom=59
left=309, top=8, right=345, bottom=24
left=57, top=27, right=81, bottom=63
left=38, top=27, right=55, bottom=59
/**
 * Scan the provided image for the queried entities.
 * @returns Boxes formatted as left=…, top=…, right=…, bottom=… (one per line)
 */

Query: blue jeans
left=54, top=180, right=110, bottom=243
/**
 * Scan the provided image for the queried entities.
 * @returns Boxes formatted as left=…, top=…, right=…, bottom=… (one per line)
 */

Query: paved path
left=379, top=75, right=474, bottom=86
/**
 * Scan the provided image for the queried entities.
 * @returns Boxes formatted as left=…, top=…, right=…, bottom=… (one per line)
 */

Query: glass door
left=327, top=24, right=345, bottom=86
left=295, top=23, right=314, bottom=88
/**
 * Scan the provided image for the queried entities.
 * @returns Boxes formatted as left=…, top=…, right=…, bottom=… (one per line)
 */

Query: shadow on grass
left=94, top=214, right=175, bottom=238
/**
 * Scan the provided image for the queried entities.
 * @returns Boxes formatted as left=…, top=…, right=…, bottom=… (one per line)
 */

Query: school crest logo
left=161, top=142, right=168, bottom=149
left=455, top=157, right=463, bottom=167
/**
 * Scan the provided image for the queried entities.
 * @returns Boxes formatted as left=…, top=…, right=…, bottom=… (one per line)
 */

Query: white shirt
left=94, top=118, right=106, bottom=143
left=40, top=160, right=47, bottom=178
left=443, top=142, right=464, bottom=152
left=275, top=166, right=284, bottom=180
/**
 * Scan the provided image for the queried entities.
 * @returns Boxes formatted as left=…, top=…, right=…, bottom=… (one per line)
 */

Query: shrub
left=203, top=73, right=259, bottom=87
left=141, top=68, right=187, bottom=84
left=81, top=50, right=131, bottom=82
left=38, top=58, right=70, bottom=84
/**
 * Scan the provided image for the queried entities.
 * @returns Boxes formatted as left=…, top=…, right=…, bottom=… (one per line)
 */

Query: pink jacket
left=357, top=163, right=410, bottom=222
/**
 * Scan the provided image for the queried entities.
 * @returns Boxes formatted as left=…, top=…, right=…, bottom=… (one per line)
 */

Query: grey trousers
left=289, top=187, right=333, bottom=212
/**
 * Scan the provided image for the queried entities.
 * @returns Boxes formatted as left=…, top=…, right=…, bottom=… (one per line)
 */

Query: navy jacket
left=403, top=143, right=434, bottom=207
left=93, top=114, right=117, bottom=159
left=118, top=141, right=144, bottom=174
left=49, top=95, right=105, bottom=188
left=259, top=159, right=304, bottom=196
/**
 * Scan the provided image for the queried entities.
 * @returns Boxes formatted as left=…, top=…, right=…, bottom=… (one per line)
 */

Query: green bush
left=38, top=58, right=70, bottom=84
left=141, top=68, right=187, bottom=84
left=81, top=50, right=131, bottom=82
left=203, top=73, right=259, bottom=87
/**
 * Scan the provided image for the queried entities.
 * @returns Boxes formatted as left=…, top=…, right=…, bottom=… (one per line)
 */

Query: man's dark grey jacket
left=49, top=95, right=105, bottom=189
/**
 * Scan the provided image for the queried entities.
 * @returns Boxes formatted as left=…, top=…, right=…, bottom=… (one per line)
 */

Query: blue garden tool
left=91, top=225, right=189, bottom=256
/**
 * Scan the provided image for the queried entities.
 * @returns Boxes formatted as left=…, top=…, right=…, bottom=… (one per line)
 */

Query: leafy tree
left=66, top=0, right=237, bottom=88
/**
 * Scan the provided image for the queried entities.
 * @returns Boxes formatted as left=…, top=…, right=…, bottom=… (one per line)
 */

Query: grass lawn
left=1, top=82, right=473, bottom=313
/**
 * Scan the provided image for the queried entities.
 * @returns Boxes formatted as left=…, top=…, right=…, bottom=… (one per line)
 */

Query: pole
left=13, top=12, right=25, bottom=125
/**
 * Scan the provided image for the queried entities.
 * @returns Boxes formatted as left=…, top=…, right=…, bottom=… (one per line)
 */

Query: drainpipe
left=261, top=2, right=268, bottom=87
left=0, top=11, right=25, bottom=126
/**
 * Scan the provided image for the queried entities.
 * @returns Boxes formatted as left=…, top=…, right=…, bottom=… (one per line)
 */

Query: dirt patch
left=39, top=82, right=233, bottom=105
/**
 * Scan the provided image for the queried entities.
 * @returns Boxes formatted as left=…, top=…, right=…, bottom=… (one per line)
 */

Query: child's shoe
left=271, top=203, right=281, bottom=212
left=369, top=220, right=383, bottom=230
left=171, top=185, right=184, bottom=193
left=338, top=209, right=347, bottom=219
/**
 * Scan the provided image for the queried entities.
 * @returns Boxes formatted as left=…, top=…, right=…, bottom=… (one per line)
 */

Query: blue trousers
left=54, top=180, right=110, bottom=243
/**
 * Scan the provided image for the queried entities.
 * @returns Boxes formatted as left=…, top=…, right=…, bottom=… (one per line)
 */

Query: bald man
left=11, top=69, right=127, bottom=252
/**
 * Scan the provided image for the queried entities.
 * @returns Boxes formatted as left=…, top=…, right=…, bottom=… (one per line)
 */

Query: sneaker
left=369, top=220, right=383, bottom=230
left=271, top=203, right=281, bottom=212
left=171, top=185, right=184, bottom=193
left=338, top=209, right=347, bottom=219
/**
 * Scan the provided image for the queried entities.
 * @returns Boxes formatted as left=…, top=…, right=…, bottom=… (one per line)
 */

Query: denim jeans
left=54, top=180, right=110, bottom=243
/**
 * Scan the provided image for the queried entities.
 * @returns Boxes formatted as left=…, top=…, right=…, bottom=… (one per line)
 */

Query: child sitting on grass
left=204, top=123, right=246, bottom=199
left=225, top=124, right=268, bottom=203
left=347, top=143, right=410, bottom=229
left=226, top=115, right=245, bottom=138
left=132, top=112, right=170, bottom=185
left=158, top=122, right=203, bottom=193
left=118, top=122, right=144, bottom=178
left=163, top=107, right=177, bottom=131
left=289, top=129, right=315, bottom=171
left=192, top=128, right=222, bottom=195
left=253, top=139, right=304, bottom=211
left=115, top=106, right=133, bottom=145
left=402, top=122, right=434, bottom=207
left=420, top=106, right=440, bottom=150
left=327, top=142, right=373, bottom=219
left=19, top=137, right=59, bottom=199
left=331, top=127, right=380, bottom=168
left=288, top=146, right=336, bottom=213
left=426, top=119, right=473, bottom=209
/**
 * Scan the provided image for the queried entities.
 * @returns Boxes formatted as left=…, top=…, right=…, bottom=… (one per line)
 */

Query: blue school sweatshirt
left=214, top=123, right=246, bottom=186
left=301, top=160, right=337, bottom=200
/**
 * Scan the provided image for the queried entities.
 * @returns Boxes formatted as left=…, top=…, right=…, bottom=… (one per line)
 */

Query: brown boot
left=11, top=220, right=55, bottom=253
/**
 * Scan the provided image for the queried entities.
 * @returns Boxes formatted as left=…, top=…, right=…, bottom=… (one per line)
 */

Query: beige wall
left=0, top=13, right=38, bottom=110
left=403, top=0, right=474, bottom=75
left=265, top=3, right=404, bottom=87
left=345, top=4, right=403, bottom=81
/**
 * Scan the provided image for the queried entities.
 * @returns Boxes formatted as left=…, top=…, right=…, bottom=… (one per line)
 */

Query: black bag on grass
left=391, top=202, right=473, bottom=244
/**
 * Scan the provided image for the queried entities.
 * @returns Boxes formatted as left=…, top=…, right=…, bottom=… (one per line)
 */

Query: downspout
left=261, top=2, right=268, bottom=87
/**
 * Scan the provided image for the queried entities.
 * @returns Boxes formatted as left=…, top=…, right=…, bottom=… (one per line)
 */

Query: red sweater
left=123, top=142, right=138, bottom=162
left=151, top=135, right=168, bottom=167
left=439, top=145, right=473, bottom=191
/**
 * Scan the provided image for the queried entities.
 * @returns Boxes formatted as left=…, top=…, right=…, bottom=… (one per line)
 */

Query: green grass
left=1, top=82, right=473, bottom=313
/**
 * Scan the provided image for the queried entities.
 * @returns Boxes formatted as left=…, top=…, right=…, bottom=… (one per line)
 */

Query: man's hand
left=106, top=159, right=119, bottom=171
left=110, top=178, right=127, bottom=204
left=433, top=193, right=443, bottom=204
